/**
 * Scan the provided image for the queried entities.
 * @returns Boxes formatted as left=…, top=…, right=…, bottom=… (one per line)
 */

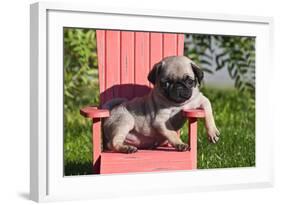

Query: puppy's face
left=148, top=56, right=204, bottom=104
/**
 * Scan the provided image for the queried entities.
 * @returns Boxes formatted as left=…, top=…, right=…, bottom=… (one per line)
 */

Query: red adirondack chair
left=80, top=30, right=205, bottom=174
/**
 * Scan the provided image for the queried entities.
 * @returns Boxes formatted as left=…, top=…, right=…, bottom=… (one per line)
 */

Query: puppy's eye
left=160, top=79, right=171, bottom=88
left=184, top=77, right=194, bottom=85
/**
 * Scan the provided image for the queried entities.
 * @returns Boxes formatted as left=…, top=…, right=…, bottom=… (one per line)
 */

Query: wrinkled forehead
left=162, top=57, right=194, bottom=79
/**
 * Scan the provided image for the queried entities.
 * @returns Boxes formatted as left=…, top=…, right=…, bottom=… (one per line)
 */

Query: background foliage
left=63, top=28, right=100, bottom=174
left=64, top=28, right=100, bottom=111
left=185, top=34, right=255, bottom=95
left=63, top=29, right=255, bottom=175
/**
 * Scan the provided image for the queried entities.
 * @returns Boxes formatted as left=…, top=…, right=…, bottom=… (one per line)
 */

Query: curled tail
left=101, top=98, right=128, bottom=110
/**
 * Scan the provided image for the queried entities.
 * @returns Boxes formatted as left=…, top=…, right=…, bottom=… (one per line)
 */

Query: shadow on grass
left=64, top=162, right=93, bottom=176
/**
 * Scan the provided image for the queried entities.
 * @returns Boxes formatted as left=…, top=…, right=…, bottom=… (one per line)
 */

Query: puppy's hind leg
left=103, top=105, right=137, bottom=153
left=111, top=122, right=137, bottom=154
left=112, top=136, right=138, bottom=153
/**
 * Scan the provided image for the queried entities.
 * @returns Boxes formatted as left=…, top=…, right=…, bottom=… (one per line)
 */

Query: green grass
left=181, top=88, right=255, bottom=169
left=64, top=88, right=255, bottom=175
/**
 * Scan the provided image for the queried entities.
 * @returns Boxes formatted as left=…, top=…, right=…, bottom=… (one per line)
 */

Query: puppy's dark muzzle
left=165, top=82, right=193, bottom=103
left=177, top=88, right=191, bottom=98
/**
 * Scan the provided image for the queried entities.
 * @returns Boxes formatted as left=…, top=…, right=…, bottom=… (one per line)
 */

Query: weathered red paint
left=188, top=118, right=198, bottom=169
left=92, top=118, right=102, bottom=174
left=101, top=147, right=193, bottom=174
left=80, top=107, right=110, bottom=118
left=182, top=109, right=206, bottom=118
left=80, top=30, right=205, bottom=174
left=120, top=31, right=135, bottom=100
left=135, top=32, right=150, bottom=94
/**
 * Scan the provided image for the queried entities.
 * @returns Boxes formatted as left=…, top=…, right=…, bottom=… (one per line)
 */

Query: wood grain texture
left=135, top=32, right=150, bottom=95
left=120, top=31, right=135, bottom=100
left=96, top=31, right=184, bottom=103
left=163, top=33, right=177, bottom=58
left=92, top=119, right=102, bottom=174
left=105, top=30, right=121, bottom=102
left=188, top=118, right=198, bottom=169
left=150, top=32, right=163, bottom=72
left=80, top=107, right=109, bottom=118
left=182, top=109, right=206, bottom=118
left=100, top=147, right=193, bottom=174
left=177, top=34, right=185, bottom=55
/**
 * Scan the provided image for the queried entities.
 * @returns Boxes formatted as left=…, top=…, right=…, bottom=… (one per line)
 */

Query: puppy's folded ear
left=191, top=62, right=204, bottom=86
left=148, top=61, right=164, bottom=85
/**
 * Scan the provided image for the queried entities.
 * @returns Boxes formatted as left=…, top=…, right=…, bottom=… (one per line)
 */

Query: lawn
left=64, top=87, right=255, bottom=175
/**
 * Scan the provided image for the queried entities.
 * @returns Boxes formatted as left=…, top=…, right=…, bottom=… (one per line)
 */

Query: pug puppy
left=102, top=56, right=220, bottom=153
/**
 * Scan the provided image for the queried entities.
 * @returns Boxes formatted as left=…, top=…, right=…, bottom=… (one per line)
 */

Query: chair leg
left=188, top=117, right=198, bottom=169
left=92, top=119, right=101, bottom=174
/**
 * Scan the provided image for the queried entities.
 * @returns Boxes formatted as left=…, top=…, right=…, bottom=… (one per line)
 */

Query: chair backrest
left=96, top=30, right=185, bottom=105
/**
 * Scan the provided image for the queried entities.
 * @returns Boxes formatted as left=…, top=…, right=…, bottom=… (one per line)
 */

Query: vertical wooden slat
left=120, top=31, right=135, bottom=100
left=105, top=30, right=121, bottom=102
left=150, top=33, right=163, bottom=87
left=188, top=118, right=198, bottom=169
left=96, top=30, right=106, bottom=104
left=177, top=34, right=185, bottom=56
left=163, top=33, right=178, bottom=58
left=92, top=119, right=101, bottom=174
left=135, top=32, right=150, bottom=95
left=150, top=33, right=163, bottom=67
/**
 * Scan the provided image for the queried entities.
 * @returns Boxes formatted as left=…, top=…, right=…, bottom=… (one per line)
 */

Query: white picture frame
left=30, top=1, right=274, bottom=202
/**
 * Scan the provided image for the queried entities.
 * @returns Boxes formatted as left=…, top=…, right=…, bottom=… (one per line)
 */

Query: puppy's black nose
left=179, top=90, right=190, bottom=98
left=175, top=83, right=184, bottom=89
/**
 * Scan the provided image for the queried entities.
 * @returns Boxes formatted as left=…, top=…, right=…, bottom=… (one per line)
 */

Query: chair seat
left=100, top=147, right=194, bottom=174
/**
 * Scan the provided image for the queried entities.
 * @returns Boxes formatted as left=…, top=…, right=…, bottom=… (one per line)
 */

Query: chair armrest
left=80, top=106, right=110, bottom=118
left=182, top=109, right=205, bottom=118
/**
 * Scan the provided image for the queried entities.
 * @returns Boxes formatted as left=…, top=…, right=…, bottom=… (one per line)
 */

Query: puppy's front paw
left=175, top=143, right=190, bottom=152
left=207, top=126, right=220, bottom=143
left=119, top=145, right=138, bottom=154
